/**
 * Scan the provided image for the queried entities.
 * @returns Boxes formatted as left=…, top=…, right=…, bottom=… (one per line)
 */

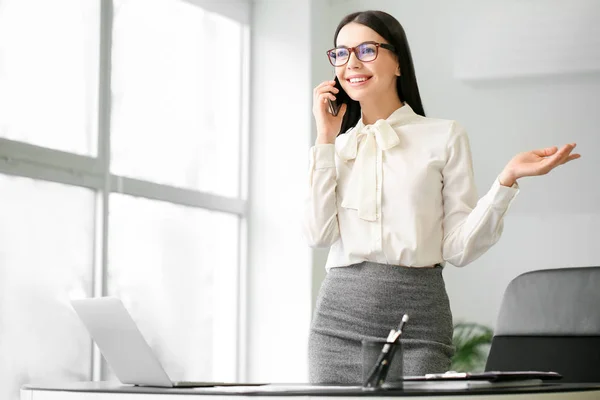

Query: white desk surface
left=20, top=381, right=600, bottom=400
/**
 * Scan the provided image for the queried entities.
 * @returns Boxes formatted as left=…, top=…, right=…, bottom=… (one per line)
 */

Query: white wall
left=247, top=0, right=313, bottom=383
left=323, top=0, right=600, bottom=327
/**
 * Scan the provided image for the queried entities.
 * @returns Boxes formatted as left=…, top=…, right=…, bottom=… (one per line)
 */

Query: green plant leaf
left=450, top=322, right=494, bottom=372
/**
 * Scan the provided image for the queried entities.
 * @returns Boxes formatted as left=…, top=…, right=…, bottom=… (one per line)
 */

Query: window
left=111, top=0, right=244, bottom=197
left=107, top=194, right=239, bottom=381
left=0, top=174, right=94, bottom=400
left=0, top=0, right=249, bottom=398
left=0, top=0, right=99, bottom=155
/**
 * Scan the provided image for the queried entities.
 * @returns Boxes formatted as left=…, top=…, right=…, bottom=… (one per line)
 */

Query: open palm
left=505, top=143, right=580, bottom=181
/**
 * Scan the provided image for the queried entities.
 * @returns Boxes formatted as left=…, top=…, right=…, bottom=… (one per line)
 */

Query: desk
left=21, top=381, right=600, bottom=400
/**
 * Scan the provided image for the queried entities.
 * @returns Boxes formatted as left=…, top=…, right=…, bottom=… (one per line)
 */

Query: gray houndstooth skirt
left=308, top=261, right=454, bottom=384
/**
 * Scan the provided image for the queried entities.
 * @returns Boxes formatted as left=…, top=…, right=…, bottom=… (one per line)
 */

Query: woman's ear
left=396, top=64, right=401, bottom=76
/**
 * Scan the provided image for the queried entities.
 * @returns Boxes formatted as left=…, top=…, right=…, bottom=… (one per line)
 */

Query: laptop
left=71, top=296, right=263, bottom=388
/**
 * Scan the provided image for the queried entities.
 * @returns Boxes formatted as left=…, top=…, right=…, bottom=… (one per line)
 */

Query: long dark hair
left=333, top=10, right=426, bottom=135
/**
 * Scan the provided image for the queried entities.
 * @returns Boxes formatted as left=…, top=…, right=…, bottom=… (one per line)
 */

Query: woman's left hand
left=498, top=143, right=581, bottom=187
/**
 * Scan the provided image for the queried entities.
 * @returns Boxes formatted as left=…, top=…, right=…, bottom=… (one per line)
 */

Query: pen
left=363, top=327, right=397, bottom=387
left=389, top=314, right=409, bottom=343
left=395, top=314, right=409, bottom=338
left=363, top=314, right=409, bottom=389
left=374, top=315, right=408, bottom=385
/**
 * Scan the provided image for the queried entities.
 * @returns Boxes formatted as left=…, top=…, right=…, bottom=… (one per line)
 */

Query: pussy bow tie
left=337, top=118, right=400, bottom=221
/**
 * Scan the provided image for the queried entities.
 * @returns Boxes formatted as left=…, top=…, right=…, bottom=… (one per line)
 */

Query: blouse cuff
left=489, top=176, right=520, bottom=208
left=311, top=144, right=336, bottom=169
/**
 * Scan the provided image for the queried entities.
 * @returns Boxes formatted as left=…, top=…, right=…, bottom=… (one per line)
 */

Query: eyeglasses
left=326, top=41, right=396, bottom=67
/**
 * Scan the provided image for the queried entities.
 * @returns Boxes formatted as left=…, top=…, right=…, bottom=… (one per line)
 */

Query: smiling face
left=334, top=22, right=400, bottom=103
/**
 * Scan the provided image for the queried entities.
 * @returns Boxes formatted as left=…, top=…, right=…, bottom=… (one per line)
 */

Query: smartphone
left=326, top=76, right=345, bottom=116
left=327, top=98, right=341, bottom=116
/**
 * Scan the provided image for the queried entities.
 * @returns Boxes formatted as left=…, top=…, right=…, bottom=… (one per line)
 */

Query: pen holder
left=361, top=339, right=403, bottom=387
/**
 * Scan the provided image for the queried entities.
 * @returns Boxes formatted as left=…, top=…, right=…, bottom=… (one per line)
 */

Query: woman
left=303, top=10, right=580, bottom=384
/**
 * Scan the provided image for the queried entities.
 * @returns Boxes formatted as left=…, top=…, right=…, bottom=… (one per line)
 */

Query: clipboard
left=403, top=371, right=562, bottom=382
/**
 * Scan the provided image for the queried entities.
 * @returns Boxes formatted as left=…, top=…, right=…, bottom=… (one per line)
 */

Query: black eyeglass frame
left=326, top=41, right=396, bottom=67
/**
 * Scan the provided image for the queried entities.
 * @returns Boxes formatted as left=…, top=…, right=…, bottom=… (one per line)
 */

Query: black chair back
left=486, top=267, right=600, bottom=383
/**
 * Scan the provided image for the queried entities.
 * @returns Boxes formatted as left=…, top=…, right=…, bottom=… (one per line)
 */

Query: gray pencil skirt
left=308, top=261, right=454, bottom=384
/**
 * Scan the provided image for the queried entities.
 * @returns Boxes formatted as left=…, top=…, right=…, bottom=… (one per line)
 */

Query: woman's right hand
left=312, top=80, right=347, bottom=145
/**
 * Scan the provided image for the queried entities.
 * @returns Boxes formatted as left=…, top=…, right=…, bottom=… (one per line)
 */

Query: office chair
left=485, top=266, right=600, bottom=383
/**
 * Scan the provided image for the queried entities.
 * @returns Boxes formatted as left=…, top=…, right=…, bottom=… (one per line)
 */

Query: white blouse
left=303, top=103, right=519, bottom=271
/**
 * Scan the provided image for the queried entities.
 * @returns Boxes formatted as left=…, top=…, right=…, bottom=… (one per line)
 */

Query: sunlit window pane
left=111, top=0, right=243, bottom=197
left=0, top=174, right=95, bottom=400
left=107, top=193, right=239, bottom=382
left=0, top=0, right=99, bottom=155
